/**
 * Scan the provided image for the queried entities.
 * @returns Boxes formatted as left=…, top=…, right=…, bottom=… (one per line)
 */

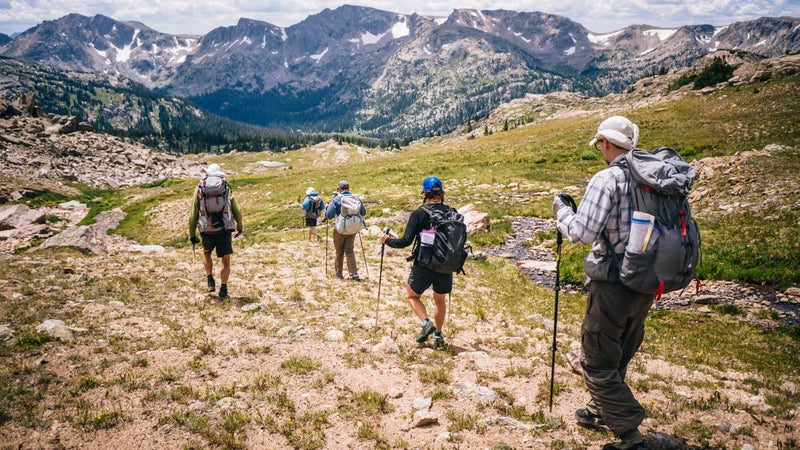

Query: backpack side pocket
left=619, top=249, right=659, bottom=294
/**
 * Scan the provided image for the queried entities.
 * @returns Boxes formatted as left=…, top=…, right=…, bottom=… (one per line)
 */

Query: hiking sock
left=433, top=331, right=445, bottom=348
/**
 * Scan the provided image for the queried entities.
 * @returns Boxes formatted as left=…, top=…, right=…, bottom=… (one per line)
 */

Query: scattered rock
left=411, top=410, right=439, bottom=427
left=325, top=329, right=345, bottom=341
left=412, top=396, right=432, bottom=412
left=458, top=203, right=491, bottom=236
left=0, top=324, right=13, bottom=343
left=645, top=432, right=689, bottom=450
left=35, top=319, right=73, bottom=342
left=372, top=336, right=399, bottom=354
left=450, top=381, right=500, bottom=405
left=241, top=303, right=264, bottom=313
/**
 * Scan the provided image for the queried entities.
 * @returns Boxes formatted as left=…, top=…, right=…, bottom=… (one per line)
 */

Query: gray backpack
left=197, top=175, right=234, bottom=233
left=334, top=194, right=364, bottom=235
left=614, top=147, right=701, bottom=298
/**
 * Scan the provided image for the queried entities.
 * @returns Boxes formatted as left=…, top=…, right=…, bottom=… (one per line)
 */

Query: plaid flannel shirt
left=556, top=154, right=633, bottom=256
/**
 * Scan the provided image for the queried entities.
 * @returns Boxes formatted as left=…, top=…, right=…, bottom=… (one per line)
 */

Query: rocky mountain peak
left=1, top=9, right=798, bottom=138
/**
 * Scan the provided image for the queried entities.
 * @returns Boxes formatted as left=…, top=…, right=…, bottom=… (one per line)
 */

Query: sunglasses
left=594, top=139, right=605, bottom=150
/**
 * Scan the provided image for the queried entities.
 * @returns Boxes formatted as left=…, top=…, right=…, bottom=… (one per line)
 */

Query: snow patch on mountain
left=587, top=29, right=623, bottom=45
left=392, top=21, right=410, bottom=39
left=643, top=28, right=678, bottom=41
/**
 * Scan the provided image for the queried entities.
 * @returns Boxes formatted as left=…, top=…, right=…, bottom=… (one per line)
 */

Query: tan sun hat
left=204, top=163, right=225, bottom=177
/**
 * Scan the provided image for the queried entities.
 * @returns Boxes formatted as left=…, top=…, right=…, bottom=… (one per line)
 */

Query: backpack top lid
left=204, top=163, right=225, bottom=178
left=626, top=147, right=695, bottom=196
left=422, top=176, right=443, bottom=192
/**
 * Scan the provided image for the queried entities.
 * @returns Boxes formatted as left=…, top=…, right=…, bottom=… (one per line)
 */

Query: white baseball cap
left=589, top=116, right=639, bottom=151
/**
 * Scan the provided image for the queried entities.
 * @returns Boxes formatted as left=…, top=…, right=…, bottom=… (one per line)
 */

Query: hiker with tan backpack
left=324, top=180, right=366, bottom=281
left=188, top=164, right=243, bottom=300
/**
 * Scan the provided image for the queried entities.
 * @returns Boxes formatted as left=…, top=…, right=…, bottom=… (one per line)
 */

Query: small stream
left=484, top=216, right=564, bottom=290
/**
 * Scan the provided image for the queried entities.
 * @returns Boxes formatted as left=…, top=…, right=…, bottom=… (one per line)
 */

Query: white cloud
left=0, top=0, right=798, bottom=36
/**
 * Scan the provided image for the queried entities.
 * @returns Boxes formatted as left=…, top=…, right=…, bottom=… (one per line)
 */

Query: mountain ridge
left=1, top=7, right=798, bottom=138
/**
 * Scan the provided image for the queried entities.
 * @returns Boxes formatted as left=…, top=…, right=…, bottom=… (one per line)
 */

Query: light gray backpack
left=614, top=147, right=701, bottom=299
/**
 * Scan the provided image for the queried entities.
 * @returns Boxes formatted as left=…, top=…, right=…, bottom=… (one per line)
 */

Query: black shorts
left=305, top=217, right=318, bottom=227
left=201, top=232, right=233, bottom=257
left=408, top=263, right=453, bottom=295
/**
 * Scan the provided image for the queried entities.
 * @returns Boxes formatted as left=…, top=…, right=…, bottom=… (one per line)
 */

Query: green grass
left=646, top=310, right=800, bottom=382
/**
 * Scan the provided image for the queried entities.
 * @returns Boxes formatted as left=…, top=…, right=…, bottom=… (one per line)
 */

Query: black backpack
left=416, top=205, right=470, bottom=275
left=613, top=147, right=701, bottom=298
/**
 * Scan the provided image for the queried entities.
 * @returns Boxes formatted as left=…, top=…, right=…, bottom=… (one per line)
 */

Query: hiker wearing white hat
left=188, top=163, right=243, bottom=300
left=552, top=115, right=650, bottom=450
left=301, top=187, right=325, bottom=241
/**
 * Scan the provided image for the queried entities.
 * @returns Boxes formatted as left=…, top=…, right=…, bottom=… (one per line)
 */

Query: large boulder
left=458, top=203, right=490, bottom=236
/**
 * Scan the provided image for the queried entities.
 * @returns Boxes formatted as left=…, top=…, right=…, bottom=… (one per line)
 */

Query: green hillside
left=111, top=72, right=800, bottom=289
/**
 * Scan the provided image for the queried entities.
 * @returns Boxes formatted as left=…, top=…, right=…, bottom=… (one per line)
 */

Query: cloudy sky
left=0, top=0, right=798, bottom=36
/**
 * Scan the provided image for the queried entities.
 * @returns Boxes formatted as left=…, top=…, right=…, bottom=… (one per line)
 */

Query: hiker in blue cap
left=301, top=187, right=325, bottom=241
left=380, top=176, right=461, bottom=348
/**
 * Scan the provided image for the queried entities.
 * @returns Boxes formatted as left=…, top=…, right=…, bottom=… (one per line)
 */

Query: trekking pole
left=358, top=231, right=370, bottom=279
left=549, top=193, right=577, bottom=412
left=375, top=227, right=390, bottom=328
left=325, top=220, right=329, bottom=278
left=447, top=292, right=452, bottom=326
left=192, top=242, right=196, bottom=265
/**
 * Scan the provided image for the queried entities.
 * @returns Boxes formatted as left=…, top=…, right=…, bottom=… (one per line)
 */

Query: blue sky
left=0, top=0, right=798, bottom=36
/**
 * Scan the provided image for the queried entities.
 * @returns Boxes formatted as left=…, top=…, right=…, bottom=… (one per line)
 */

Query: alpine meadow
left=1, top=42, right=800, bottom=450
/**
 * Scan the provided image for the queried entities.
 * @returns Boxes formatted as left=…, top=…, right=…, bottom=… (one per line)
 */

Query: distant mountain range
left=1, top=5, right=799, bottom=139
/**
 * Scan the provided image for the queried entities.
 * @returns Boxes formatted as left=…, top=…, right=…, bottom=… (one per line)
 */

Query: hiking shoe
left=601, top=429, right=646, bottom=450
left=335, top=273, right=344, bottom=279
left=207, top=275, right=215, bottom=292
left=351, top=275, right=361, bottom=281
left=433, top=334, right=445, bottom=348
left=415, top=321, right=436, bottom=343
left=575, top=408, right=605, bottom=430
left=218, top=285, right=229, bottom=300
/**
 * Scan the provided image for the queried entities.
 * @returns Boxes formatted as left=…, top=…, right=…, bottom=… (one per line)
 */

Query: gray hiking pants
left=333, top=230, right=358, bottom=277
left=580, top=280, right=653, bottom=436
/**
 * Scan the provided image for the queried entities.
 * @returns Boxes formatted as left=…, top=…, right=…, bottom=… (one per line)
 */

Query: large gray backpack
left=614, top=147, right=701, bottom=299
left=334, top=194, right=364, bottom=235
left=197, top=175, right=234, bottom=233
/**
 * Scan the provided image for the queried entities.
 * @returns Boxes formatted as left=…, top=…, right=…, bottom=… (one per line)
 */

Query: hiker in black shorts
left=380, top=176, right=457, bottom=348
left=188, top=164, right=243, bottom=300
left=301, top=187, right=325, bottom=241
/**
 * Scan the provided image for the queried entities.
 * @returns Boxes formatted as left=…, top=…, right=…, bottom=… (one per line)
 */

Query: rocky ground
left=0, top=193, right=797, bottom=449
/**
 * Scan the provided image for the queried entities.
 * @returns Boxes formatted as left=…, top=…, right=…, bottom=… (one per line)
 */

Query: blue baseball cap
left=422, top=176, right=443, bottom=191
